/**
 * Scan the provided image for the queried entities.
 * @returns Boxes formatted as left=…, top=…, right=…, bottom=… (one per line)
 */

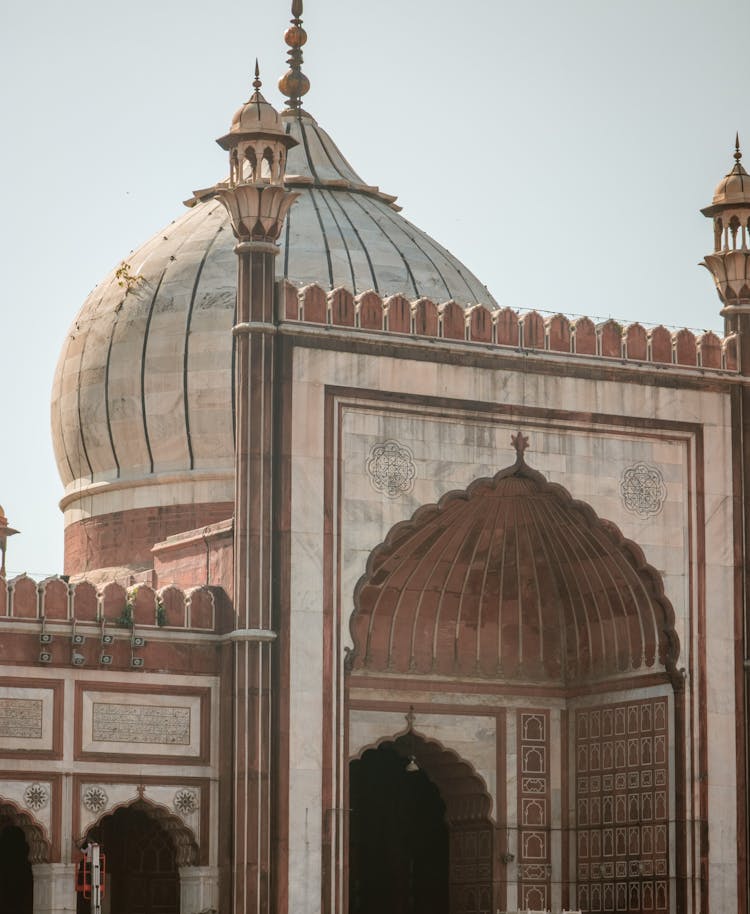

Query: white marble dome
left=51, top=108, right=496, bottom=533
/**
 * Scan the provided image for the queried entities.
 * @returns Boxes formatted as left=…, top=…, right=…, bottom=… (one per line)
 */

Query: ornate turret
left=214, top=64, right=299, bottom=241
left=701, top=135, right=750, bottom=328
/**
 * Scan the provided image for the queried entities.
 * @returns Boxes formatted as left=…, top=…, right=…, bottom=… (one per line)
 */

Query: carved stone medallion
left=23, top=783, right=49, bottom=811
left=82, top=786, right=108, bottom=814
left=173, top=788, right=199, bottom=815
left=620, top=463, right=667, bottom=517
left=366, top=440, right=416, bottom=498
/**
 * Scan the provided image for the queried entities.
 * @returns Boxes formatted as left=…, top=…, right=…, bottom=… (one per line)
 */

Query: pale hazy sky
left=1, top=0, right=748, bottom=576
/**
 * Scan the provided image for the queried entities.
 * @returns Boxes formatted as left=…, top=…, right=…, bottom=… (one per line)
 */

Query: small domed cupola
left=216, top=62, right=298, bottom=189
left=701, top=134, right=750, bottom=318
left=214, top=65, right=300, bottom=242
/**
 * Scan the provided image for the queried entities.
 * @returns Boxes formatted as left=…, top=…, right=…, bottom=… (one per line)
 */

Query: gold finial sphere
left=278, top=70, right=310, bottom=99
left=284, top=24, right=307, bottom=48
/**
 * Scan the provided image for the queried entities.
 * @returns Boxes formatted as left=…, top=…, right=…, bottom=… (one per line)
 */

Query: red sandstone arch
left=350, top=452, right=679, bottom=684
left=0, top=800, right=50, bottom=864
left=83, top=798, right=198, bottom=866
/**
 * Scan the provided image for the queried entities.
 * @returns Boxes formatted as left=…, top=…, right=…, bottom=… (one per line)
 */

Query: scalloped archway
left=350, top=733, right=496, bottom=914
left=0, top=802, right=43, bottom=914
left=79, top=800, right=198, bottom=914
left=0, top=800, right=49, bottom=864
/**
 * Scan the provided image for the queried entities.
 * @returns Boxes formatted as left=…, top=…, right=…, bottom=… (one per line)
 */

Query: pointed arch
left=350, top=455, right=680, bottom=684
left=0, top=799, right=50, bottom=864
left=82, top=797, right=198, bottom=866
left=351, top=729, right=494, bottom=824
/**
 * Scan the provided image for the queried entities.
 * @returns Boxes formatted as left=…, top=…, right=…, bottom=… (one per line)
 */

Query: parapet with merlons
left=281, top=281, right=737, bottom=372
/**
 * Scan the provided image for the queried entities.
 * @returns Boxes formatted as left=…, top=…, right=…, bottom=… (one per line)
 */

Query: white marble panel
left=0, top=686, right=54, bottom=751
left=80, top=689, right=202, bottom=758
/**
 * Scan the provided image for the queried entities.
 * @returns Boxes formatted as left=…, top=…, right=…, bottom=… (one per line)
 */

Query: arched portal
left=349, top=734, right=494, bottom=914
left=346, top=445, right=682, bottom=914
left=0, top=821, right=33, bottom=914
left=0, top=800, right=49, bottom=914
left=77, top=801, right=196, bottom=914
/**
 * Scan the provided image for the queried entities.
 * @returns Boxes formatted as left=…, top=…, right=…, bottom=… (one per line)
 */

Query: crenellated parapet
left=281, top=281, right=737, bottom=372
left=0, top=574, right=222, bottom=632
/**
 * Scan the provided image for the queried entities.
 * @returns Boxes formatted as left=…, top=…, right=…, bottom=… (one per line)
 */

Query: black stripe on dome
left=310, top=123, right=350, bottom=182
left=297, top=116, right=321, bottom=182
left=325, top=190, right=379, bottom=293
left=75, top=304, right=97, bottom=484
left=55, top=317, right=81, bottom=485
left=103, top=321, right=121, bottom=479
left=308, top=188, right=335, bottom=289
left=183, top=206, right=225, bottom=470
left=400, top=212, right=484, bottom=302
left=318, top=189, right=357, bottom=293
left=375, top=202, right=453, bottom=300
left=347, top=193, right=419, bottom=298
left=140, top=271, right=167, bottom=475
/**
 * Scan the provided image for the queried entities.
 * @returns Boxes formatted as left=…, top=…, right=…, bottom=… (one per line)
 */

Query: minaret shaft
left=213, top=63, right=299, bottom=914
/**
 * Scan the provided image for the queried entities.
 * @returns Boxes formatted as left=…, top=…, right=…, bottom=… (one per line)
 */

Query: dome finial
left=735, top=132, right=742, bottom=164
left=253, top=58, right=262, bottom=92
left=279, top=0, right=310, bottom=114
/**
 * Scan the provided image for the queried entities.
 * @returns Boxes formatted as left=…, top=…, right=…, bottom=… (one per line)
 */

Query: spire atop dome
left=279, top=0, right=310, bottom=114
left=253, top=58, right=262, bottom=92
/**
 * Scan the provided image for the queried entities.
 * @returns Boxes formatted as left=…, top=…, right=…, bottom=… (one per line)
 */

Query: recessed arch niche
left=345, top=443, right=683, bottom=914
left=350, top=449, right=680, bottom=684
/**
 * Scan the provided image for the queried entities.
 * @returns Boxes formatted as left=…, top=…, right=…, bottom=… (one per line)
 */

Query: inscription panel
left=0, top=699, right=43, bottom=739
left=80, top=689, right=204, bottom=760
left=92, top=703, right=191, bottom=745
left=0, top=686, right=55, bottom=752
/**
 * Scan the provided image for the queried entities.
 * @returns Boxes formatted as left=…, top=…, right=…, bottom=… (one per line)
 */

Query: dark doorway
left=0, top=821, right=33, bottom=914
left=349, top=744, right=449, bottom=914
left=77, top=806, right=178, bottom=914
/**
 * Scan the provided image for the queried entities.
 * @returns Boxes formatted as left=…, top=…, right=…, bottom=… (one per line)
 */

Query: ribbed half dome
left=51, top=109, right=495, bottom=527
left=351, top=459, right=679, bottom=684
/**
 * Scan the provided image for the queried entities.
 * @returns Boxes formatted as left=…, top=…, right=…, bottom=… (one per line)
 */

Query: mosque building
left=1, top=3, right=749, bottom=913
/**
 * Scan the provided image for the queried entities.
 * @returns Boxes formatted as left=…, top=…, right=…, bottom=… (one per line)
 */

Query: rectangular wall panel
left=518, top=710, right=551, bottom=910
left=575, top=698, right=669, bottom=913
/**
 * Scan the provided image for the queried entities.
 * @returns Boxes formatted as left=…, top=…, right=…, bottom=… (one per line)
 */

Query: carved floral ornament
left=23, top=783, right=49, bottom=812
left=620, top=463, right=667, bottom=517
left=173, top=788, right=199, bottom=815
left=82, top=785, right=109, bottom=814
left=366, top=440, right=416, bottom=498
